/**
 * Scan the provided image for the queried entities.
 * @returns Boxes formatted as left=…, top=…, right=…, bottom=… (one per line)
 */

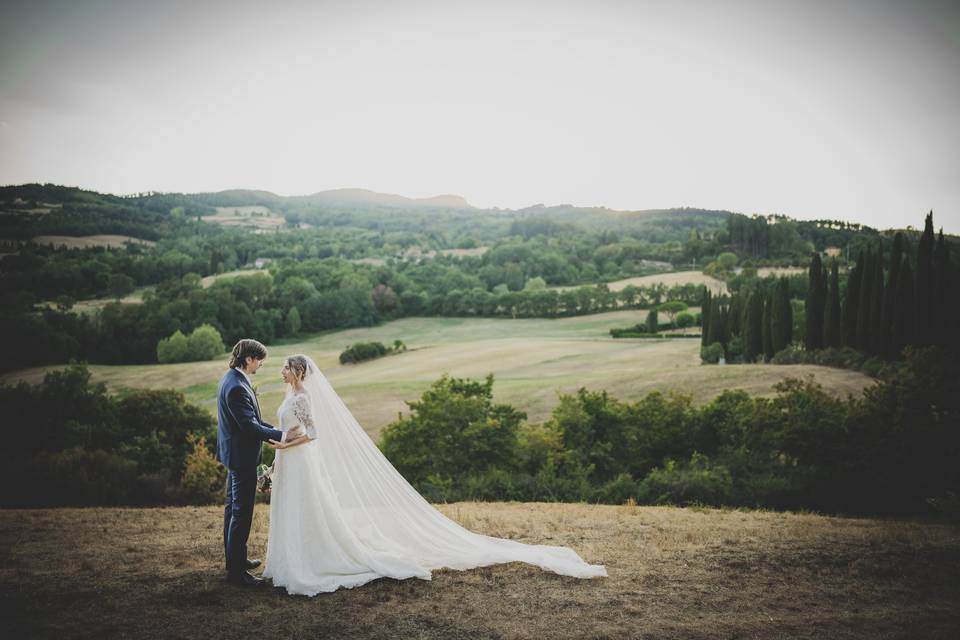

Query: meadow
left=2, top=311, right=874, bottom=439
left=550, top=270, right=728, bottom=294
left=31, top=234, right=156, bottom=249
left=2, top=502, right=957, bottom=639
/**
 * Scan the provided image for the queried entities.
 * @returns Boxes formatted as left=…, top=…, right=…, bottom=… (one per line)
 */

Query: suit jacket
left=216, top=368, right=283, bottom=472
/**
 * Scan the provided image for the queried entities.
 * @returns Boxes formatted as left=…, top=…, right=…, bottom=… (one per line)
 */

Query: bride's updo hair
left=285, top=354, right=310, bottom=382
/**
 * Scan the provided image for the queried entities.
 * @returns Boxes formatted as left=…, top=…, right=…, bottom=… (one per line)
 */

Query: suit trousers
left=223, top=468, right=257, bottom=576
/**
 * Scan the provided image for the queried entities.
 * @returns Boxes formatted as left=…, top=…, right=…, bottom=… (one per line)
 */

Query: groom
left=217, top=338, right=301, bottom=586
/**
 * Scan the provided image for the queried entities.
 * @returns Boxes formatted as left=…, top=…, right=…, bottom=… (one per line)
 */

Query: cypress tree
left=842, top=250, right=863, bottom=347
left=932, top=230, right=952, bottom=348
left=728, top=293, right=743, bottom=338
left=771, top=276, right=793, bottom=352
left=867, top=242, right=885, bottom=355
left=891, top=259, right=913, bottom=356
left=743, top=291, right=763, bottom=362
left=880, top=232, right=903, bottom=357
left=646, top=305, right=659, bottom=334
left=855, top=247, right=874, bottom=351
left=708, top=298, right=722, bottom=347
left=700, top=288, right=712, bottom=346
left=719, top=302, right=729, bottom=346
left=805, top=253, right=826, bottom=350
left=914, top=211, right=935, bottom=344
left=823, top=259, right=841, bottom=348
left=762, top=291, right=774, bottom=360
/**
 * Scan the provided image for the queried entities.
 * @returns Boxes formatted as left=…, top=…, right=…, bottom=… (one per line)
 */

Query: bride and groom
left=217, top=338, right=607, bottom=595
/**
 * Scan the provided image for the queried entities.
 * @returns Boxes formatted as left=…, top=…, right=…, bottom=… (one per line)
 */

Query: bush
left=157, top=330, right=189, bottom=363
left=284, top=306, right=302, bottom=336
left=3, top=447, right=139, bottom=507
left=187, top=324, right=225, bottom=361
left=700, top=342, right=725, bottom=364
left=339, top=341, right=389, bottom=364
left=180, top=433, right=227, bottom=505
left=157, top=324, right=225, bottom=363
left=637, top=452, right=733, bottom=506
left=592, top=472, right=641, bottom=504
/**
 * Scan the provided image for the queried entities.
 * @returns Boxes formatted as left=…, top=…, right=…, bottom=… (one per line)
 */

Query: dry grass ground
left=199, top=268, right=271, bottom=288
left=31, top=234, right=156, bottom=249
left=204, top=206, right=285, bottom=229
left=1, top=503, right=957, bottom=639
left=754, top=267, right=805, bottom=278
left=2, top=312, right=874, bottom=440
left=551, top=271, right=728, bottom=294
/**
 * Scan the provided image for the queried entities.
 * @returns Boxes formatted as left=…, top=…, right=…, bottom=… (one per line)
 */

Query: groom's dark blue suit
left=216, top=367, right=284, bottom=577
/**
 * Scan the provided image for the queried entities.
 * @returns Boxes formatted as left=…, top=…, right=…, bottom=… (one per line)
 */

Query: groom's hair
left=229, top=338, right=268, bottom=369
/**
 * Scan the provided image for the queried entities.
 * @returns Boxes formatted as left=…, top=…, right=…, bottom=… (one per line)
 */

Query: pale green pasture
left=3, top=311, right=874, bottom=440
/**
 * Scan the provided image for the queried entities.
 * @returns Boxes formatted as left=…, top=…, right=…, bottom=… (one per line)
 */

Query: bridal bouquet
left=257, top=463, right=273, bottom=493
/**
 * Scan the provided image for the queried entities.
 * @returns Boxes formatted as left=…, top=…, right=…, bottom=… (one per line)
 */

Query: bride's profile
left=261, top=353, right=607, bottom=596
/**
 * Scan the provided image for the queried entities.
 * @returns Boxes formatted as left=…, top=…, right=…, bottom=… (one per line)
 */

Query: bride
left=260, top=354, right=607, bottom=596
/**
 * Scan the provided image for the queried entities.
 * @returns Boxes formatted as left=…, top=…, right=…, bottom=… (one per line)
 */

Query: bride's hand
left=268, top=439, right=288, bottom=449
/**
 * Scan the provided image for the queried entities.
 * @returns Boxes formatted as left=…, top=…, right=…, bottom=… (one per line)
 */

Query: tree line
left=803, top=211, right=958, bottom=359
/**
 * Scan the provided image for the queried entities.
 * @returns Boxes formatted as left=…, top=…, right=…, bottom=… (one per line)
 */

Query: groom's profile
left=217, top=338, right=300, bottom=586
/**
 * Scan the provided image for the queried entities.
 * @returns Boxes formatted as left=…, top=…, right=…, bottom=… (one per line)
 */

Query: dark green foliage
left=339, top=341, right=390, bottom=364
left=880, top=233, right=903, bottom=357
left=805, top=253, right=826, bottom=350
left=375, top=349, right=960, bottom=515
left=891, top=260, right=914, bottom=355
left=823, top=260, right=842, bottom=348
left=378, top=374, right=524, bottom=485
left=914, top=211, right=935, bottom=344
left=855, top=248, right=874, bottom=351
left=0, top=365, right=214, bottom=506
left=700, top=342, right=725, bottom=364
left=700, top=288, right=712, bottom=347
left=867, top=243, right=885, bottom=355
left=637, top=452, right=733, bottom=506
left=842, top=250, right=863, bottom=348
left=762, top=294, right=774, bottom=360
left=932, top=230, right=952, bottom=348
left=645, top=306, right=659, bottom=334
left=742, top=291, right=763, bottom=362
left=771, top=276, right=793, bottom=352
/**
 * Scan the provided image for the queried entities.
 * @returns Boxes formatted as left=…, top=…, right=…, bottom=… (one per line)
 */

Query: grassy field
left=2, top=312, right=874, bottom=440
left=200, top=268, right=271, bottom=288
left=31, top=234, right=156, bottom=249
left=551, top=271, right=727, bottom=294
left=204, top=206, right=286, bottom=229
left=1, top=503, right=957, bottom=639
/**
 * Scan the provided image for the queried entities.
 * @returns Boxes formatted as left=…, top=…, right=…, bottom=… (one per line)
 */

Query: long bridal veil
left=296, top=355, right=607, bottom=579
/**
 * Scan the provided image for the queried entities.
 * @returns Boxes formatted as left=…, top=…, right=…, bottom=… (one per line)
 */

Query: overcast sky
left=1, top=0, right=958, bottom=232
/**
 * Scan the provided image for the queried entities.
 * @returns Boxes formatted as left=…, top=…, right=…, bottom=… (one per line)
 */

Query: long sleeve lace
left=291, top=393, right=317, bottom=439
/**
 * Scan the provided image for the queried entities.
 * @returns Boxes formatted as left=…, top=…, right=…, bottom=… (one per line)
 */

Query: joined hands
left=268, top=426, right=303, bottom=450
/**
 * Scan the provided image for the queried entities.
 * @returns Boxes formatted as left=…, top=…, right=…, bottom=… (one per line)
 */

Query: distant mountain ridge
left=298, top=188, right=472, bottom=209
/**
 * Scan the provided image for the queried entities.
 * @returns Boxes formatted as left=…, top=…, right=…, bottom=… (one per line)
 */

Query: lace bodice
left=277, top=392, right=317, bottom=439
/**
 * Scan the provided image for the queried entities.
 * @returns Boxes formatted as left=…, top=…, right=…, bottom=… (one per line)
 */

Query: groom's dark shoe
left=245, top=558, right=262, bottom=570
left=227, top=571, right=266, bottom=587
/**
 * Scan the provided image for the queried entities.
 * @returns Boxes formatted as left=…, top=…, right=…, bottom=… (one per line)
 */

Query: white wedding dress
left=261, top=357, right=607, bottom=596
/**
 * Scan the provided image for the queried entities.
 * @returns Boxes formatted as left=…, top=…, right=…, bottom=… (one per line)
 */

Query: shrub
left=3, top=447, right=139, bottom=507
left=187, top=324, right=225, bottom=361
left=592, top=472, right=641, bottom=504
left=700, top=342, right=725, bottom=364
left=157, top=330, right=189, bottom=363
left=180, top=433, right=227, bottom=505
left=284, top=306, right=302, bottom=336
left=637, top=452, right=733, bottom=506
left=157, top=324, right=225, bottom=363
left=339, top=341, right=389, bottom=364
